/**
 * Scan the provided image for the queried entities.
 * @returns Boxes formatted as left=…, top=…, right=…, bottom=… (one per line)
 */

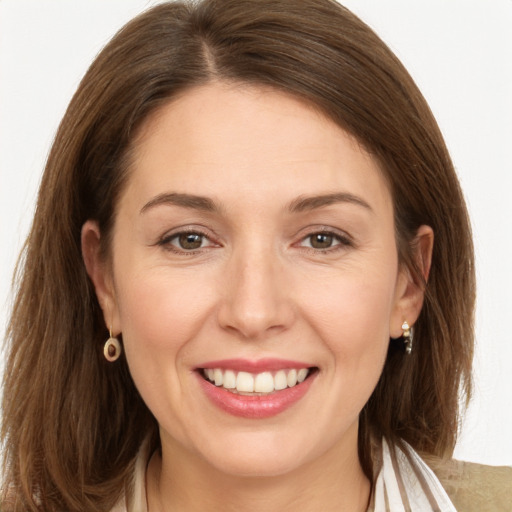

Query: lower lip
left=196, top=371, right=316, bottom=419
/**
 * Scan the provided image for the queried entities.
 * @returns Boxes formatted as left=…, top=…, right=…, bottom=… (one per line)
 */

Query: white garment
left=370, top=438, right=457, bottom=511
left=112, top=437, right=457, bottom=511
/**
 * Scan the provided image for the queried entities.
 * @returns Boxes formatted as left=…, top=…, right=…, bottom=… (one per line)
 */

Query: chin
left=195, top=430, right=316, bottom=478
left=209, top=451, right=304, bottom=478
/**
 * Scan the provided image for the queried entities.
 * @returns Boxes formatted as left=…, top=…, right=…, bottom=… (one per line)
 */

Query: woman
left=2, top=0, right=510, bottom=510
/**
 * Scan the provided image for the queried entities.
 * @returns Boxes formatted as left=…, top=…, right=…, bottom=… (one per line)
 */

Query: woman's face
left=86, top=83, right=421, bottom=477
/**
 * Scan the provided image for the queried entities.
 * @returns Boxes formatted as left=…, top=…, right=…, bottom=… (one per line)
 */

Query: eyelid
left=295, top=226, right=354, bottom=250
left=156, top=226, right=220, bottom=253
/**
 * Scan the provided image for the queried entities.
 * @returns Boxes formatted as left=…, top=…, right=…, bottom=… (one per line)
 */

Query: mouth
left=199, top=367, right=316, bottom=395
left=195, top=360, right=318, bottom=418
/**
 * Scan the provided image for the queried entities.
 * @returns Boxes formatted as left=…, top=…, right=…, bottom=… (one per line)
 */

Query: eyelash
left=157, top=229, right=216, bottom=255
left=297, top=230, right=353, bottom=253
left=156, top=228, right=353, bottom=255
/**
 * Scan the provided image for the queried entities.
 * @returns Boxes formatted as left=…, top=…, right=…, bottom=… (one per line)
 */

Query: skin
left=82, top=82, right=432, bottom=511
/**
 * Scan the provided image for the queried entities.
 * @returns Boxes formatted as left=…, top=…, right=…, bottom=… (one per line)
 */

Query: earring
left=104, top=327, right=122, bottom=362
left=402, top=321, right=413, bottom=355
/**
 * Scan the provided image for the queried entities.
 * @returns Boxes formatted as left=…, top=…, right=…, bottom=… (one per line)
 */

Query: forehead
left=121, top=82, right=392, bottom=216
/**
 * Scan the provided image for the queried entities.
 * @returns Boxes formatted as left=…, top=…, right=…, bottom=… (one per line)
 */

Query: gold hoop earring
left=402, top=321, right=413, bottom=355
left=104, top=327, right=122, bottom=362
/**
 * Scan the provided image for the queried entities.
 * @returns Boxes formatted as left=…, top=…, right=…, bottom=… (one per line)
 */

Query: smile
left=196, top=359, right=318, bottom=419
left=202, top=368, right=311, bottom=395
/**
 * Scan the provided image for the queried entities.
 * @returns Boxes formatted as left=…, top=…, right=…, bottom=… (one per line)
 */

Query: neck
left=146, top=427, right=370, bottom=512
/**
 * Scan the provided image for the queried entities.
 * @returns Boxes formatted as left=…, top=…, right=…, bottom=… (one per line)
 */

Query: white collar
left=371, top=437, right=457, bottom=511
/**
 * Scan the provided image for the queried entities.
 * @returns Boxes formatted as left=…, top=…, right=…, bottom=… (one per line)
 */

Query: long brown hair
left=2, top=1, right=474, bottom=510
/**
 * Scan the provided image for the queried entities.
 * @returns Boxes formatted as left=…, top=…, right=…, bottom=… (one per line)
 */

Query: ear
left=81, top=220, right=121, bottom=335
left=390, top=225, right=434, bottom=338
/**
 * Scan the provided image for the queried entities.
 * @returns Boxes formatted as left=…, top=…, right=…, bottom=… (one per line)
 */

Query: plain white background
left=1, top=0, right=511, bottom=466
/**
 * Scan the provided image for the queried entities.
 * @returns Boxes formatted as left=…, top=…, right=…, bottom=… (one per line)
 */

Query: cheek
left=303, top=269, right=397, bottom=348
left=111, top=269, right=219, bottom=438
left=298, top=262, right=397, bottom=403
left=113, top=267, right=216, bottom=358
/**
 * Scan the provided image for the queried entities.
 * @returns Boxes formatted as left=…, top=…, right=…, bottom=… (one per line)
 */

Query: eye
left=306, top=233, right=337, bottom=249
left=175, top=233, right=207, bottom=250
left=158, top=230, right=214, bottom=252
left=299, top=231, right=351, bottom=251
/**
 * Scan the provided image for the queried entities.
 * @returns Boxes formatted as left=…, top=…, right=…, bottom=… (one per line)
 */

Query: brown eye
left=158, top=229, right=217, bottom=253
left=177, top=233, right=204, bottom=250
left=298, top=231, right=351, bottom=252
left=309, top=233, right=335, bottom=249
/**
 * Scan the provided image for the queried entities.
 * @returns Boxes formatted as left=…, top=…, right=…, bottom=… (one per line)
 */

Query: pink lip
left=198, top=358, right=313, bottom=373
left=195, top=361, right=317, bottom=419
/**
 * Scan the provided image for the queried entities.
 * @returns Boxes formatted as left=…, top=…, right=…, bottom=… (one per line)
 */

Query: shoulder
left=425, top=456, right=512, bottom=512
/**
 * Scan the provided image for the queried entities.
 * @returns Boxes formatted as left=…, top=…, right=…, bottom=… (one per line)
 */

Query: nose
left=217, top=244, right=295, bottom=340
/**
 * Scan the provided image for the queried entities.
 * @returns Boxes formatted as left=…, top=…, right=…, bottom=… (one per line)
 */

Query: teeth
left=254, top=372, right=274, bottom=393
left=214, top=368, right=223, bottom=386
left=223, top=370, right=236, bottom=389
left=287, top=369, right=297, bottom=387
left=202, top=367, right=311, bottom=394
left=236, top=371, right=254, bottom=392
left=297, top=368, right=309, bottom=383
left=274, top=370, right=288, bottom=391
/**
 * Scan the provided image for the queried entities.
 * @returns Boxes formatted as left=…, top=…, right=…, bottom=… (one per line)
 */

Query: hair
left=2, top=0, right=475, bottom=510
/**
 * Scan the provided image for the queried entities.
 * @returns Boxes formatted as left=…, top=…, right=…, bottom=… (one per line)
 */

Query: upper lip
left=197, top=358, right=315, bottom=373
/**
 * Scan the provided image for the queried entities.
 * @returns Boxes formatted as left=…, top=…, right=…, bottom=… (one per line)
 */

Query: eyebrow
left=140, top=191, right=373, bottom=215
left=140, top=192, right=219, bottom=215
left=288, top=193, right=373, bottom=214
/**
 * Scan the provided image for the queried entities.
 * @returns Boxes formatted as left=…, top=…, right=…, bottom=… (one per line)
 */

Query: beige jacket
left=430, top=458, right=512, bottom=512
